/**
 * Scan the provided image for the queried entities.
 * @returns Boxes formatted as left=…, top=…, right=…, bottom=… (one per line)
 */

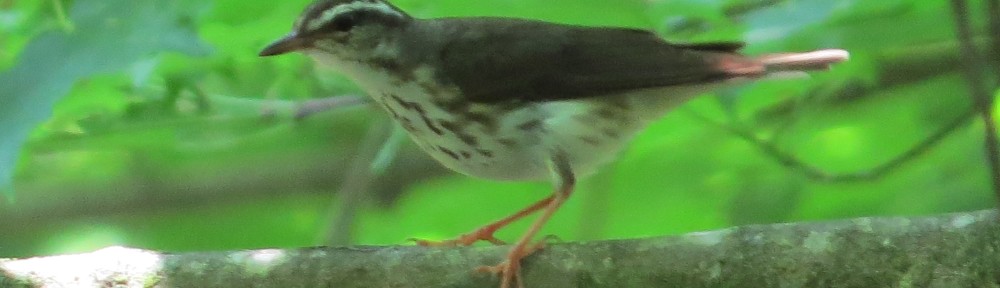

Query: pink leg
left=412, top=194, right=556, bottom=247
left=479, top=152, right=576, bottom=288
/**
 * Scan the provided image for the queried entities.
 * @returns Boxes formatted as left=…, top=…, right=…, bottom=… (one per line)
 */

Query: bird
left=259, top=0, right=849, bottom=287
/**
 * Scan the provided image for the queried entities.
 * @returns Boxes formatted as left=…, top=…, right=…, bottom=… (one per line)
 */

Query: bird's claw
left=409, top=228, right=507, bottom=247
left=477, top=260, right=522, bottom=288
left=475, top=239, right=549, bottom=288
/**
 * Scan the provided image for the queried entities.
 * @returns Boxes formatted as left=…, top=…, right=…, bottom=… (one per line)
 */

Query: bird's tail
left=758, top=49, right=850, bottom=72
left=719, top=49, right=850, bottom=78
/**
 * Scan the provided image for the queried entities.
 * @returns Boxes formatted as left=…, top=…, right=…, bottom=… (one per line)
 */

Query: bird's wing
left=431, top=18, right=754, bottom=103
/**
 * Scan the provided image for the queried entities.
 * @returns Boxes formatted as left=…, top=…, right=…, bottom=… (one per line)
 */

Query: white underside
left=310, top=51, right=713, bottom=181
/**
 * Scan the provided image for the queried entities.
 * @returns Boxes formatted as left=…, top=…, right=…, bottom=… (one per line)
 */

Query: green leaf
left=0, top=0, right=210, bottom=200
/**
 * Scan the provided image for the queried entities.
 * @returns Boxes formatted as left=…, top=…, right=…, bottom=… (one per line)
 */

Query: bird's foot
left=410, top=226, right=507, bottom=247
left=477, top=260, right=521, bottom=288
left=476, top=238, right=548, bottom=288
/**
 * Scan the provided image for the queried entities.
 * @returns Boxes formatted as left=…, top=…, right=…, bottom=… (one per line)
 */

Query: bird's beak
left=259, top=32, right=308, bottom=57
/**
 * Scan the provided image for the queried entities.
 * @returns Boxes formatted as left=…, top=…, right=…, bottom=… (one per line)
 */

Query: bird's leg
left=479, top=151, right=576, bottom=288
left=412, top=195, right=555, bottom=246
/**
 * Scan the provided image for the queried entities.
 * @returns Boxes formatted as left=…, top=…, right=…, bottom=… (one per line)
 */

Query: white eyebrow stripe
left=306, top=1, right=405, bottom=31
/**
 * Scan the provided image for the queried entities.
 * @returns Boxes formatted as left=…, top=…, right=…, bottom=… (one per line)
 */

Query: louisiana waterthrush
left=260, top=0, right=848, bottom=287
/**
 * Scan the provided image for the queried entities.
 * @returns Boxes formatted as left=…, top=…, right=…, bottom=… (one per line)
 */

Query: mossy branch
left=3, top=210, right=999, bottom=288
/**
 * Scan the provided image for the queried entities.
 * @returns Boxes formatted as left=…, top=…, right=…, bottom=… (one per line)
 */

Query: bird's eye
left=327, top=13, right=357, bottom=32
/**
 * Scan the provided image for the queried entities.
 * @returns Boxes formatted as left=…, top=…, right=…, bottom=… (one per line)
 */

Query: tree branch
left=3, top=210, right=999, bottom=288
left=950, top=0, right=1000, bottom=204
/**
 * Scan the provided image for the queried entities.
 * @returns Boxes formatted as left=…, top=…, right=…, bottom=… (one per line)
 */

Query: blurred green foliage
left=0, top=0, right=996, bottom=258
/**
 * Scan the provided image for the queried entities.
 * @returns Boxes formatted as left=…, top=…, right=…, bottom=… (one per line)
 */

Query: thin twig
left=950, top=0, right=1000, bottom=205
left=988, top=0, right=1000, bottom=72
left=50, top=0, right=74, bottom=32
left=683, top=110, right=827, bottom=180
left=723, top=0, right=784, bottom=18
left=684, top=107, right=975, bottom=183
left=323, top=116, right=393, bottom=245
left=576, top=164, right=615, bottom=240
left=294, top=95, right=369, bottom=121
